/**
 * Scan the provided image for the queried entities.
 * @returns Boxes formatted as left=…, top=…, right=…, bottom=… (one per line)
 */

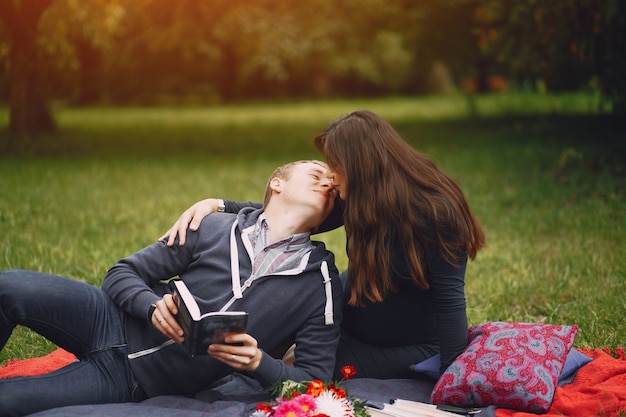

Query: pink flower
left=294, top=394, right=317, bottom=414
left=252, top=364, right=366, bottom=417
left=274, top=399, right=308, bottom=417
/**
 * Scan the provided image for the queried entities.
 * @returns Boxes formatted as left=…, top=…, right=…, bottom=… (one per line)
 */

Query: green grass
left=1, top=93, right=624, bottom=364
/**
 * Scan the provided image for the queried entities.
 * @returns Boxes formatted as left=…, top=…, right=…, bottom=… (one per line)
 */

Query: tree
left=38, top=0, right=125, bottom=105
left=0, top=0, right=124, bottom=148
left=593, top=0, right=626, bottom=113
left=0, top=0, right=56, bottom=143
left=474, top=0, right=626, bottom=113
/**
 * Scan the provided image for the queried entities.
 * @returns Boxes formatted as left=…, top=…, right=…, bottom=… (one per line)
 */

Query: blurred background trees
left=1, top=0, right=624, bottom=142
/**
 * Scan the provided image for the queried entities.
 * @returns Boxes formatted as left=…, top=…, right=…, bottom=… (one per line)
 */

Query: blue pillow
left=410, top=348, right=592, bottom=383
left=559, top=348, right=593, bottom=382
left=409, top=354, right=441, bottom=379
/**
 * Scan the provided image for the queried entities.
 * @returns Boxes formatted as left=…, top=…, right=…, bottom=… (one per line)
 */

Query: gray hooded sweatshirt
left=102, top=208, right=343, bottom=397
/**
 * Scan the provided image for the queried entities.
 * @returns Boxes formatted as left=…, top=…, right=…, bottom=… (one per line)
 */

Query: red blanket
left=0, top=348, right=77, bottom=378
left=2, top=347, right=626, bottom=416
left=497, top=347, right=626, bottom=417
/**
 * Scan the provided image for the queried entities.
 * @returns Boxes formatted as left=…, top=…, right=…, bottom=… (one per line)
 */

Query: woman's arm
left=159, top=199, right=261, bottom=246
left=428, top=252, right=469, bottom=374
left=316, top=195, right=344, bottom=233
left=159, top=198, right=220, bottom=246
left=160, top=196, right=345, bottom=246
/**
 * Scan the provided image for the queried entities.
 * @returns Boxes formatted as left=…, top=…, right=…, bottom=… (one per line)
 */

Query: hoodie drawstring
left=321, top=261, right=334, bottom=325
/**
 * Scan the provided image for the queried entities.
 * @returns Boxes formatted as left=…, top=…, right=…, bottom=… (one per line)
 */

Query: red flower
left=305, top=380, right=325, bottom=397
left=340, top=365, right=357, bottom=380
left=256, top=402, right=272, bottom=413
left=327, top=383, right=346, bottom=399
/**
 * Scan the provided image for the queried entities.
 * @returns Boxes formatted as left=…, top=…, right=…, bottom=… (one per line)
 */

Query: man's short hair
left=262, top=160, right=328, bottom=208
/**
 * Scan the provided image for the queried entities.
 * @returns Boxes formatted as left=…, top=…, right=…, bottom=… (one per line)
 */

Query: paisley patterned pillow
left=430, top=321, right=578, bottom=413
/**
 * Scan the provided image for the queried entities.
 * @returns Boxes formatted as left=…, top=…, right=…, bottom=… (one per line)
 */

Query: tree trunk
left=74, top=37, right=102, bottom=105
left=217, top=42, right=237, bottom=102
left=0, top=0, right=56, bottom=145
left=475, top=56, right=489, bottom=94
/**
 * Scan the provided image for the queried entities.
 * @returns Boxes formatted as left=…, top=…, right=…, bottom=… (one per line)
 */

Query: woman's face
left=330, top=167, right=347, bottom=200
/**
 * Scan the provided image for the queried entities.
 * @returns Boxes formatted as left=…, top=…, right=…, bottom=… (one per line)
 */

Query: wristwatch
left=217, top=198, right=226, bottom=213
left=148, top=302, right=158, bottom=321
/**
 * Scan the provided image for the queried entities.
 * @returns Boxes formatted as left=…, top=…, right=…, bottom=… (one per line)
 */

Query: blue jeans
left=0, top=270, right=145, bottom=417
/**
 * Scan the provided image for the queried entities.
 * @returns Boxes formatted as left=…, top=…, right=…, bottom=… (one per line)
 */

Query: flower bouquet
left=251, top=365, right=369, bottom=417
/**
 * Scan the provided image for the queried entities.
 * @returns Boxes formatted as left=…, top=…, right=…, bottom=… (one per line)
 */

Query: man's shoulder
left=307, top=242, right=338, bottom=269
left=194, top=212, right=237, bottom=235
left=309, top=239, right=330, bottom=252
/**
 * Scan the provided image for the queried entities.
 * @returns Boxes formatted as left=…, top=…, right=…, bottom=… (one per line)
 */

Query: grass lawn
left=0, top=93, right=624, bottom=363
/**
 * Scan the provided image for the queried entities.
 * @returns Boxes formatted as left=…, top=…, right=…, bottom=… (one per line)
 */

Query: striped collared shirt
left=247, top=213, right=313, bottom=277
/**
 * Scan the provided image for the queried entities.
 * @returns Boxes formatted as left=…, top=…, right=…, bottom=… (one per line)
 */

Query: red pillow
left=430, top=321, right=578, bottom=413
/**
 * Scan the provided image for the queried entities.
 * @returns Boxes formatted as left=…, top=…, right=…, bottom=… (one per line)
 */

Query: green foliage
left=0, top=94, right=624, bottom=365
left=3, top=0, right=626, bottom=146
left=3, top=0, right=624, bottom=106
left=477, top=0, right=626, bottom=109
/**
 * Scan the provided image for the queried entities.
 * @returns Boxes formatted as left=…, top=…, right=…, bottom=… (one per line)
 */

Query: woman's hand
left=150, top=295, right=184, bottom=343
left=159, top=199, right=220, bottom=247
left=208, top=333, right=263, bottom=372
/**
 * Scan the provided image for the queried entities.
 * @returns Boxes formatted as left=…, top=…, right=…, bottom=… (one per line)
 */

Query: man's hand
left=150, top=295, right=184, bottom=343
left=208, top=333, right=263, bottom=372
left=158, top=199, right=220, bottom=247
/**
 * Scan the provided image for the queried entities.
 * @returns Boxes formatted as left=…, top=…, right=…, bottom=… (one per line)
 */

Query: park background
left=0, top=1, right=624, bottom=362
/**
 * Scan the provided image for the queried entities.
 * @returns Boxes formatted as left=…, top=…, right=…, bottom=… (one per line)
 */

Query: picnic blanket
left=2, top=347, right=625, bottom=417
left=495, top=347, right=626, bottom=417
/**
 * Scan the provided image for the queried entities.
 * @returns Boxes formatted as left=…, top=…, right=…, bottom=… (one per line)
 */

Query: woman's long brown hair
left=315, top=110, right=485, bottom=306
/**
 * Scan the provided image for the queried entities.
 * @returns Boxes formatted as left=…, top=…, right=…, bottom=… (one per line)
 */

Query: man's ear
left=269, top=177, right=283, bottom=193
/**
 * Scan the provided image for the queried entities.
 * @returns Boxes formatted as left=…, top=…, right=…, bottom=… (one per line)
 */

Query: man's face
left=328, top=167, right=347, bottom=200
left=282, top=162, right=335, bottom=220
